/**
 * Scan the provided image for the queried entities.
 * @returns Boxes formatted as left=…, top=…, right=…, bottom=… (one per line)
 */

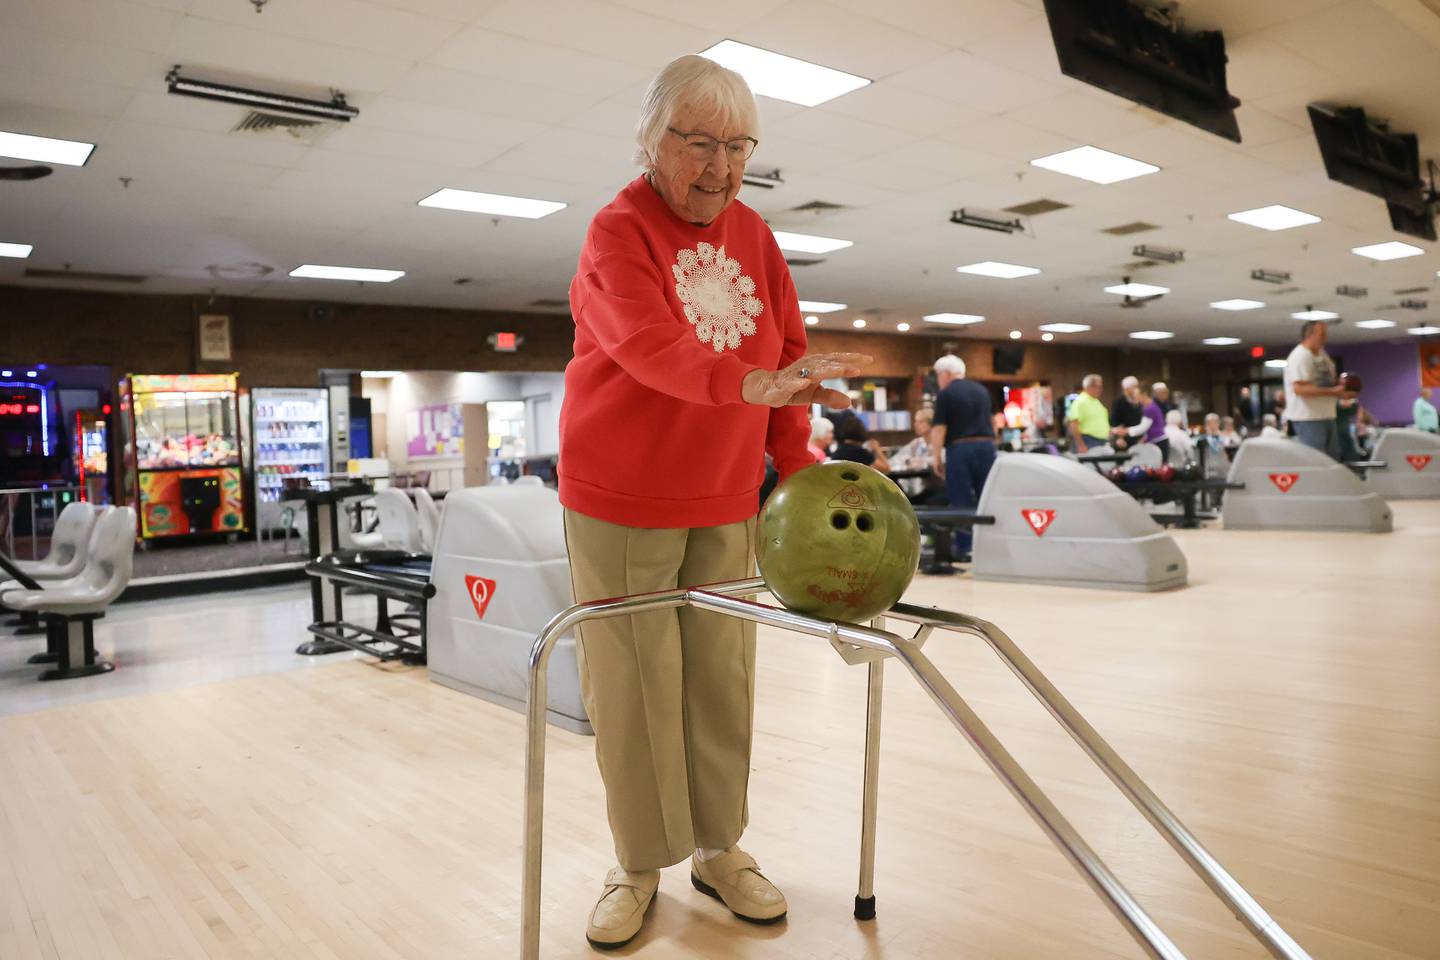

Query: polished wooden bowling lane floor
left=1, top=503, right=1436, bottom=959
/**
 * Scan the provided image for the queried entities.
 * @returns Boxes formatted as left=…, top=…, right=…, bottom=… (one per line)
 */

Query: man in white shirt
left=1283, top=320, right=1351, bottom=459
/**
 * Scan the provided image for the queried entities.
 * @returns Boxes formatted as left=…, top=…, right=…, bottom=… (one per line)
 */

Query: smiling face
left=649, top=105, right=748, bottom=226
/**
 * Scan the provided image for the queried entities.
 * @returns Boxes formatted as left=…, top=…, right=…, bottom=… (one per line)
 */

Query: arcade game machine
left=73, top=406, right=111, bottom=504
left=0, top=376, right=62, bottom=487
left=119, top=373, right=246, bottom=541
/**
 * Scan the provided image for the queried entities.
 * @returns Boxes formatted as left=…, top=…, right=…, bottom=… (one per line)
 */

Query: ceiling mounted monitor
left=1041, top=0, right=1241, bottom=142
left=1307, top=103, right=1434, bottom=240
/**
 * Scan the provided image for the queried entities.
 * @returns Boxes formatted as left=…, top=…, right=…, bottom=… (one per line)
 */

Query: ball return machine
left=520, top=579, right=1313, bottom=960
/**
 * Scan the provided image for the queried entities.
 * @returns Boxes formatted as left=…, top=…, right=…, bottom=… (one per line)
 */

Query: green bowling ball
left=757, top=461, right=921, bottom=623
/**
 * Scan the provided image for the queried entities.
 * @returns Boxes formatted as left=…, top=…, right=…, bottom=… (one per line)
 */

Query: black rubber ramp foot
left=854, top=895, right=876, bottom=920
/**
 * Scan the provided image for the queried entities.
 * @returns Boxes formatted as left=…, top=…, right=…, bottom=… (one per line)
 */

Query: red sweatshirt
left=559, top=176, right=812, bottom=528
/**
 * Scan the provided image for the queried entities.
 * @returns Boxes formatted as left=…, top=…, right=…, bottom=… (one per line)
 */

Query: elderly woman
left=558, top=55, right=868, bottom=948
left=807, top=415, right=834, bottom=462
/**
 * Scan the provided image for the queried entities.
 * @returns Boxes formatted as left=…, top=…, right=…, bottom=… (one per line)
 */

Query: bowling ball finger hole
left=855, top=514, right=874, bottom=532
left=830, top=512, right=851, bottom=530
left=840, top=470, right=860, bottom=481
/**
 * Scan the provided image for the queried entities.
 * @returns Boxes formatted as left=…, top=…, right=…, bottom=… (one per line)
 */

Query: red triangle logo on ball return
left=465, top=575, right=497, bottom=619
left=1022, top=509, right=1056, bottom=537
left=827, top=484, right=874, bottom=511
left=1268, top=473, right=1300, bottom=493
left=1406, top=454, right=1432, bottom=472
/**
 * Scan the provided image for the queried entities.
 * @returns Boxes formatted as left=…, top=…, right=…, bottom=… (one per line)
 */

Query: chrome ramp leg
left=855, top=654, right=883, bottom=920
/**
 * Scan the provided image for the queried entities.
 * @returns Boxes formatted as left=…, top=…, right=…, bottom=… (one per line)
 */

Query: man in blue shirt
left=928, top=354, right=995, bottom=559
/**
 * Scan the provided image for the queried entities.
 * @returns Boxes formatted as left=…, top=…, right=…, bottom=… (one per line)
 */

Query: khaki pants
left=563, top=509, right=758, bottom=871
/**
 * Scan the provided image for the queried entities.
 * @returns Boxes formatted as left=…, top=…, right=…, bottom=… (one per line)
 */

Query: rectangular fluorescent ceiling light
left=1227, top=205, right=1321, bottom=231
left=361, top=370, right=402, bottom=378
left=797, top=299, right=846, bottom=313
left=772, top=230, right=853, bottom=254
left=418, top=188, right=565, bottom=219
left=1354, top=319, right=1395, bottom=329
left=700, top=40, right=869, bottom=107
left=1291, top=309, right=1338, bottom=321
left=1352, top=241, right=1424, bottom=261
left=1128, top=330, right=1174, bottom=340
left=290, top=264, right=405, bottom=283
left=1210, top=299, right=1265, bottom=311
left=1030, top=145, right=1158, bottom=184
left=0, top=129, right=95, bottom=166
left=923, top=313, right=985, bottom=325
left=1105, top=282, right=1169, bottom=297
left=956, top=261, right=1040, bottom=279
left=1038, top=322, right=1091, bottom=333
left=1408, top=325, right=1440, bottom=335
left=1264, top=358, right=1288, bottom=368
left=0, top=242, right=34, bottom=259
left=1203, top=336, right=1242, bottom=345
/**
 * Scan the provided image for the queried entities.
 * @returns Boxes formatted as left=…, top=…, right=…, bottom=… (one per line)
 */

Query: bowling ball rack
left=518, top=579, right=1313, bottom=960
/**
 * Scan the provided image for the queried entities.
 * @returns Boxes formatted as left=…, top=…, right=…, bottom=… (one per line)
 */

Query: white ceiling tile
left=1223, top=36, right=1333, bottom=100
left=829, top=0, right=1041, bottom=48
left=429, top=28, right=649, bottom=97
left=816, top=83, right=992, bottom=138
left=1001, top=88, right=1165, bottom=142
left=604, top=0, right=791, bottom=34
left=474, top=0, right=717, bottom=68
left=6, top=0, right=185, bottom=53
left=732, top=0, right=953, bottom=81
left=385, top=64, right=600, bottom=124
left=1178, top=0, right=1351, bottom=36
left=184, top=0, right=462, bottom=60
left=358, top=97, right=550, bottom=149
left=481, top=128, right=639, bottom=187
left=768, top=110, right=919, bottom=159
left=0, top=67, right=138, bottom=119
left=312, top=123, right=512, bottom=168
left=889, top=51, right=1069, bottom=114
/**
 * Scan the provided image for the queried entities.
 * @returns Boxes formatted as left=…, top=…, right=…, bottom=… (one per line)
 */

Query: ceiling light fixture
left=1009, top=330, right=1022, bottom=339
left=896, top=322, right=911, bottom=332
left=804, top=315, right=820, bottom=326
left=1041, top=332, right=1054, bottom=341
left=1128, top=330, right=1174, bottom=340
left=1203, top=337, right=1242, bottom=345
left=1250, top=269, right=1291, bottom=284
left=852, top=318, right=867, bottom=328
left=0, top=130, right=95, bottom=166
left=166, top=66, right=359, bottom=122
left=956, top=261, right=1040, bottom=279
left=1030, top=145, right=1159, bottom=184
left=1210, top=299, right=1264, bottom=311
left=1354, top=319, right=1395, bottom=329
left=418, top=188, right=566, bottom=219
left=1291, top=308, right=1338, bottom=321
left=1038, top=322, right=1091, bottom=333
left=923, top=313, right=985, bottom=325
left=1132, top=244, right=1184, bottom=263
left=699, top=40, right=870, bottom=107
left=1227, top=205, right=1321, bottom=231
left=290, top=264, right=404, bottom=283
left=361, top=370, right=402, bottom=378
left=1408, top=325, right=1440, bottom=336
left=798, top=299, right=845, bottom=313
left=1264, top=358, right=1288, bottom=368
left=1352, top=240, right=1424, bottom=261
left=742, top=169, right=784, bottom=189
left=0, top=242, right=34, bottom=259
left=1105, top=280, right=1170, bottom=297
left=950, top=209, right=1024, bottom=234
left=772, top=230, right=853, bottom=254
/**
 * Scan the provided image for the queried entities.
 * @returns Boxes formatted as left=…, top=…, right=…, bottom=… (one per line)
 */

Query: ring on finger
left=799, top=367, right=811, bottom=379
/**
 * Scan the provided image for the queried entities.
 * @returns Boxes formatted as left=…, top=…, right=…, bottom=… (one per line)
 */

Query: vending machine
left=120, top=373, right=246, bottom=540
left=250, top=387, right=331, bottom=531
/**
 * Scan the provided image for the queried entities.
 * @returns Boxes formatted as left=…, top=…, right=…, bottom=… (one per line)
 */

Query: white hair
left=1121, top=375, right=1138, bottom=390
left=1263, top=413, right=1277, bottom=427
left=1165, top=409, right=1184, bottom=427
left=1152, top=381, right=1169, bottom=393
left=635, top=56, right=759, bottom=170
left=1204, top=412, right=1220, bottom=425
left=1082, top=373, right=1103, bottom=389
left=933, top=354, right=966, bottom=377
left=810, top=416, right=835, bottom=444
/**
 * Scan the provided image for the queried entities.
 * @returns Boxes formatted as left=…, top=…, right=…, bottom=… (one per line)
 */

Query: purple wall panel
left=1334, top=340, right=1421, bottom=424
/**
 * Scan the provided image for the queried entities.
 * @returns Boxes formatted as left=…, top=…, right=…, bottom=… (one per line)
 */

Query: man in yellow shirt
left=1066, top=373, right=1111, bottom=453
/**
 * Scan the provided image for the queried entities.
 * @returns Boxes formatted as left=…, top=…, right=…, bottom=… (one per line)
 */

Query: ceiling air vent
left=784, top=257, right=824, bottom=267
left=528, top=298, right=569, bottom=308
left=788, top=199, right=847, bottom=213
left=1102, top=221, right=1159, bottom=235
left=24, top=268, right=146, bottom=284
left=1005, top=198, right=1070, bottom=216
left=232, top=110, right=338, bottom=145
left=1395, top=286, right=1431, bottom=295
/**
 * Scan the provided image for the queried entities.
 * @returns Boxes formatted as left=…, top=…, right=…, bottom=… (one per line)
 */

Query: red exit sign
left=489, top=331, right=522, bottom=353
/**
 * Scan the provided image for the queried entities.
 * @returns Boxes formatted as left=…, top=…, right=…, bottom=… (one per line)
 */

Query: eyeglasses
left=667, top=127, right=758, bottom=163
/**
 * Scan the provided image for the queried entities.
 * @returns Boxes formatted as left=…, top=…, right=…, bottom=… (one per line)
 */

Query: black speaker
left=993, top=345, right=1026, bottom=375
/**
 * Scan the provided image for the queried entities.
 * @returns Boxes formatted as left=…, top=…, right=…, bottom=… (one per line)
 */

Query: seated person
left=1258, top=413, right=1286, bottom=439
left=1164, top=409, right=1196, bottom=466
left=830, top=418, right=891, bottom=473
left=1219, top=416, right=1242, bottom=448
left=808, top=416, right=834, bottom=463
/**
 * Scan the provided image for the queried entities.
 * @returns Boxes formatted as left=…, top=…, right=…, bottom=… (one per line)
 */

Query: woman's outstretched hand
left=741, top=352, right=871, bottom=408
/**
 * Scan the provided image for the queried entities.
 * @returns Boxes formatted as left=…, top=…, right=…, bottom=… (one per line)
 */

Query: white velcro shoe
left=690, top=847, right=787, bottom=924
left=586, top=866, right=660, bottom=949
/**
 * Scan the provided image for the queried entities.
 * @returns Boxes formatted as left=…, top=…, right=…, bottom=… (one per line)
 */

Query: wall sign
left=198, top=314, right=233, bottom=361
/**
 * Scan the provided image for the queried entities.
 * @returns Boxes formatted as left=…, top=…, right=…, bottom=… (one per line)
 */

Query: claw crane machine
left=118, top=373, right=247, bottom=541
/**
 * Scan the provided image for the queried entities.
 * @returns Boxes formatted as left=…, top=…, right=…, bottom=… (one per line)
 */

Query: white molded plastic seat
left=426, top=483, right=589, bottom=733
left=512, top=475, right=544, bottom=486
left=413, top=487, right=441, bottom=553
left=1127, top=444, right=1163, bottom=470
left=1, top=507, right=137, bottom=615
left=1222, top=438, right=1392, bottom=532
left=13, top=501, right=100, bottom=581
left=373, top=487, right=424, bottom=553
